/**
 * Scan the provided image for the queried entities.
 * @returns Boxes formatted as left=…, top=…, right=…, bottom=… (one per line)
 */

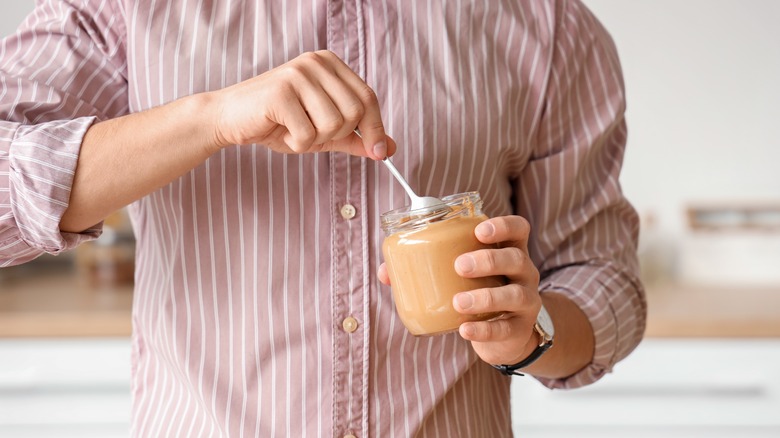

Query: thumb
left=352, top=128, right=397, bottom=160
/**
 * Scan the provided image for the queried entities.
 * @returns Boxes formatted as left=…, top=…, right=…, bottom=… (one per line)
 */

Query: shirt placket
left=327, top=1, right=369, bottom=438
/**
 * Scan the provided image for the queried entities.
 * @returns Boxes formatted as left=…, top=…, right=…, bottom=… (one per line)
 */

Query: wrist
left=523, top=292, right=595, bottom=379
left=179, top=91, right=226, bottom=155
left=508, top=322, right=543, bottom=365
left=493, top=301, right=555, bottom=376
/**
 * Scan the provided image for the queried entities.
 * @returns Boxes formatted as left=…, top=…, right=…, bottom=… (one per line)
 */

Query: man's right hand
left=62, top=51, right=395, bottom=233
left=209, top=50, right=395, bottom=160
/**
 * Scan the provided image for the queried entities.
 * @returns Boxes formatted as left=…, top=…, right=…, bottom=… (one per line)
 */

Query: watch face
left=537, top=304, right=555, bottom=339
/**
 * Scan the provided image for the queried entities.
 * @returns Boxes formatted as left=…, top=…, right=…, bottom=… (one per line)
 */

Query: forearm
left=528, top=262, right=646, bottom=389
left=60, top=92, right=220, bottom=232
left=523, top=292, right=595, bottom=379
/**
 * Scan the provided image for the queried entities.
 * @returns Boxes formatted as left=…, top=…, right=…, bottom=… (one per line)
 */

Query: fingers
left=473, top=216, right=531, bottom=251
left=455, top=246, right=538, bottom=285
left=377, top=262, right=391, bottom=285
left=274, top=92, right=317, bottom=151
left=458, top=316, right=529, bottom=343
left=454, top=284, right=539, bottom=346
left=318, top=51, right=389, bottom=159
left=453, top=283, right=538, bottom=315
left=275, top=51, right=389, bottom=159
left=306, top=63, right=365, bottom=142
left=454, top=215, right=537, bottom=284
left=353, top=89, right=387, bottom=159
left=213, top=50, right=395, bottom=156
left=320, top=131, right=397, bottom=158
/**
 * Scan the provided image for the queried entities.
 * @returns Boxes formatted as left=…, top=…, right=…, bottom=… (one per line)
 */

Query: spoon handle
left=353, top=129, right=420, bottom=203
left=381, top=158, right=419, bottom=202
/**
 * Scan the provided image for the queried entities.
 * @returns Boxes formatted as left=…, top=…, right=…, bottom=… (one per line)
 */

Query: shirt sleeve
left=513, top=0, right=647, bottom=389
left=0, top=0, right=128, bottom=267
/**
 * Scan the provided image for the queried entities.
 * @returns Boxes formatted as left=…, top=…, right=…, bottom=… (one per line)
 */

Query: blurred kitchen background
left=1, top=1, right=779, bottom=437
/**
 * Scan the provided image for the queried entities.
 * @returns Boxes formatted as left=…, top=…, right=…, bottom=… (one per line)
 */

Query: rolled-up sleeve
left=514, top=0, right=647, bottom=389
left=1, top=117, right=99, bottom=265
left=0, top=0, right=128, bottom=267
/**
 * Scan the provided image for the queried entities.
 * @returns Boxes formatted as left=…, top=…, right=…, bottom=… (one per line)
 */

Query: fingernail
left=372, top=140, right=387, bottom=159
left=455, top=293, right=473, bottom=310
left=461, top=324, right=476, bottom=338
left=475, top=221, right=494, bottom=238
left=455, top=255, right=475, bottom=274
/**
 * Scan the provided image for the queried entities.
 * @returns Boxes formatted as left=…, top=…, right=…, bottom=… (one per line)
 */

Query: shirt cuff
left=9, top=117, right=102, bottom=254
left=534, top=262, right=647, bottom=389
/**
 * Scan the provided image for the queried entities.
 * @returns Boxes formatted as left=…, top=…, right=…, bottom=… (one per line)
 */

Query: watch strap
left=492, top=339, right=553, bottom=376
left=492, top=305, right=555, bottom=377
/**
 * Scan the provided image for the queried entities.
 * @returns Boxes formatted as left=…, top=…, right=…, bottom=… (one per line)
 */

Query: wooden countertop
left=645, top=282, right=780, bottom=338
left=0, top=266, right=132, bottom=338
left=2, top=268, right=779, bottom=338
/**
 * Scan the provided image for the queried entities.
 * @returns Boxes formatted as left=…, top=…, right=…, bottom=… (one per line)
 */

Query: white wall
left=4, top=0, right=779, bottom=282
left=0, top=1, right=34, bottom=38
left=582, top=0, right=780, bottom=235
left=6, top=0, right=778, bottom=238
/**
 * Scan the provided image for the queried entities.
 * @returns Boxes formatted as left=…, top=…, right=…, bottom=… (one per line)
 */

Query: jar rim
left=380, top=191, right=482, bottom=232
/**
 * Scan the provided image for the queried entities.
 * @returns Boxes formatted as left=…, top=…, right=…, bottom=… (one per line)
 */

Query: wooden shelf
left=687, top=202, right=780, bottom=232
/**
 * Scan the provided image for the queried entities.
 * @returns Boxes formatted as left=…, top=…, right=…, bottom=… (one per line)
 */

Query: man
left=0, top=0, right=646, bottom=436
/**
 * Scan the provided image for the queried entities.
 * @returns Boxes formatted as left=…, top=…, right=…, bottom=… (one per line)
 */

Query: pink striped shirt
left=1, top=0, right=646, bottom=436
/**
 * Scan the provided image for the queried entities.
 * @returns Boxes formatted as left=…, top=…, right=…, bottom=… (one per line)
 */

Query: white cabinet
left=511, top=339, right=780, bottom=437
left=0, top=339, right=131, bottom=438
left=2, top=338, right=780, bottom=437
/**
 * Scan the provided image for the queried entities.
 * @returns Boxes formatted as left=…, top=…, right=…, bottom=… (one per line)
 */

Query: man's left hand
left=377, top=215, right=543, bottom=367
left=450, top=215, right=542, bottom=366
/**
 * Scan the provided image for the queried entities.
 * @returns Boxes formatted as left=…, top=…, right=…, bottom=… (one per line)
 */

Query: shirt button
left=340, top=203, right=357, bottom=220
left=342, top=316, right=359, bottom=333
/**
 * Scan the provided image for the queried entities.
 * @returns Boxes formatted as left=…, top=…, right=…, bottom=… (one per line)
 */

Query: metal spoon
left=353, top=129, right=444, bottom=210
left=380, top=157, right=445, bottom=211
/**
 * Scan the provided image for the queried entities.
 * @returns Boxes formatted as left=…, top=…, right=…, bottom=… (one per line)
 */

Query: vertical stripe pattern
left=1, top=0, right=647, bottom=436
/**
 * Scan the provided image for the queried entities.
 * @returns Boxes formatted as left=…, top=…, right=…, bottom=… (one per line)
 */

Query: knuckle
left=358, top=85, right=379, bottom=106
left=287, top=141, right=307, bottom=154
left=500, top=321, right=513, bottom=340
left=480, top=289, right=495, bottom=311
left=291, top=128, right=316, bottom=152
left=343, top=100, right=364, bottom=122
left=505, top=284, right=526, bottom=309
left=506, top=284, right=525, bottom=305
left=315, top=49, right=334, bottom=58
left=491, top=217, right=508, bottom=237
left=362, top=119, right=385, bottom=135
left=528, top=265, right=540, bottom=285
left=481, top=323, right=494, bottom=339
left=483, top=321, right=511, bottom=341
left=527, top=292, right=542, bottom=314
left=506, top=247, right=524, bottom=266
left=314, top=50, right=340, bottom=65
left=321, top=114, right=344, bottom=133
left=483, top=249, right=499, bottom=271
left=515, top=216, right=531, bottom=237
left=298, top=51, right=321, bottom=64
left=288, top=141, right=307, bottom=154
left=279, top=64, right=306, bottom=82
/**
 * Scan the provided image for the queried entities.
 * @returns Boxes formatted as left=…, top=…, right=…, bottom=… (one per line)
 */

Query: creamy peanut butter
left=381, top=193, right=505, bottom=336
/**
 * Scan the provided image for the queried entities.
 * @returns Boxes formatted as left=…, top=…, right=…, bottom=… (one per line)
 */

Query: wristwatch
left=492, top=304, right=555, bottom=376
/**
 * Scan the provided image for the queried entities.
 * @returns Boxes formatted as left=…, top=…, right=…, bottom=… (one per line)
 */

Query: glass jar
left=380, top=192, right=505, bottom=336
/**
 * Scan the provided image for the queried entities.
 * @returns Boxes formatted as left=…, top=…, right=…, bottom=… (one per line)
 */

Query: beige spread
left=382, top=213, right=505, bottom=336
